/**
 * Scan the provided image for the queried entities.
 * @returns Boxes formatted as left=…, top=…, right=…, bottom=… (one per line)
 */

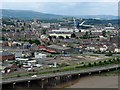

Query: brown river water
left=2, top=75, right=119, bottom=90
left=55, top=76, right=119, bottom=88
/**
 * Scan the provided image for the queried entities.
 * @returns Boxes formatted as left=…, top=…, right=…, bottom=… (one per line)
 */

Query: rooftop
left=0, top=51, right=14, bottom=56
left=47, top=45, right=70, bottom=50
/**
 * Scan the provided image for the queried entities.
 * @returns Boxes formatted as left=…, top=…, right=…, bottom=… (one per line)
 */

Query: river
left=2, top=75, right=119, bottom=90
left=55, top=76, right=119, bottom=88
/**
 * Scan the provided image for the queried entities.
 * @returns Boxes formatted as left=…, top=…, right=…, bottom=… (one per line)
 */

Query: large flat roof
left=47, top=45, right=70, bottom=50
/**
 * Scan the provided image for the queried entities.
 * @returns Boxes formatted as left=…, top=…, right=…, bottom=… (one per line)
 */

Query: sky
left=1, top=0, right=119, bottom=16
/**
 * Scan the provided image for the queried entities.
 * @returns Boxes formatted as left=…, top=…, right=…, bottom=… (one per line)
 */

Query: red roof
left=98, top=44, right=103, bottom=47
left=39, top=46, right=56, bottom=53
left=45, top=49, right=56, bottom=53
left=39, top=46, right=46, bottom=50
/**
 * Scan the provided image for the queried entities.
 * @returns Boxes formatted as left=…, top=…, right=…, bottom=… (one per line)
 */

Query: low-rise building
left=47, top=45, right=78, bottom=54
left=35, top=52, right=47, bottom=59
left=0, top=51, right=15, bottom=61
left=41, top=23, right=50, bottom=28
left=114, top=48, right=120, bottom=53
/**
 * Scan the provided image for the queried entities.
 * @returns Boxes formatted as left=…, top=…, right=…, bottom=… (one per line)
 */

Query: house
left=0, top=41, right=8, bottom=47
left=1, top=64, right=18, bottom=73
left=0, top=51, right=15, bottom=61
left=2, top=47, right=30, bottom=58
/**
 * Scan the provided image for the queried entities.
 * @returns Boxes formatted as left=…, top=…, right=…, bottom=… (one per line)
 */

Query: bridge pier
left=89, top=72, right=91, bottom=75
left=12, top=82, right=16, bottom=88
left=65, top=75, right=72, bottom=82
left=41, top=79, right=45, bottom=88
left=55, top=76, right=61, bottom=85
left=60, top=76, right=67, bottom=82
left=71, top=74, right=79, bottom=80
left=46, top=77, right=59, bottom=87
left=99, top=71, right=101, bottom=74
left=78, top=74, right=81, bottom=76
left=27, top=80, right=31, bottom=88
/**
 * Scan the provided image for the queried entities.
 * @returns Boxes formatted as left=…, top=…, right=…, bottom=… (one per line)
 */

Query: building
left=35, top=52, right=47, bottom=59
left=34, top=18, right=37, bottom=25
left=110, top=36, right=120, bottom=48
left=49, top=33, right=71, bottom=38
left=1, top=63, right=18, bottom=73
left=0, top=51, right=15, bottom=61
left=114, top=48, right=120, bottom=53
left=0, top=41, right=8, bottom=47
left=47, top=45, right=72, bottom=54
left=41, top=23, right=50, bottom=28
left=51, top=28, right=79, bottom=33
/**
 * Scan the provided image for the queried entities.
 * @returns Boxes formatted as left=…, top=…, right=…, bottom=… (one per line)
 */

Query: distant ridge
left=1, top=9, right=65, bottom=19
left=1, top=9, right=118, bottom=20
left=75, top=15, right=118, bottom=20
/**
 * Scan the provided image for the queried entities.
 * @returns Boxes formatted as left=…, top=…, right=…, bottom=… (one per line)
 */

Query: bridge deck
left=2, top=64, right=120, bottom=84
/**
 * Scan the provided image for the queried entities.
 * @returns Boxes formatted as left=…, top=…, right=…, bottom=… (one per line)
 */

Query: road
left=2, top=64, right=119, bottom=84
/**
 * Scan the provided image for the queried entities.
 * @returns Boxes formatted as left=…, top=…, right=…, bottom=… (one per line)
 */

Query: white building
left=87, top=46, right=95, bottom=51
left=35, top=52, right=47, bottom=59
left=41, top=23, right=50, bottom=28
left=114, top=48, right=120, bottom=53
left=49, top=33, right=71, bottom=38
left=99, top=47, right=107, bottom=52
left=51, top=28, right=79, bottom=33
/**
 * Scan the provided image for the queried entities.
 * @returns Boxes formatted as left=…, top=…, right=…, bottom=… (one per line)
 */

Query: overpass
left=2, top=64, right=120, bottom=88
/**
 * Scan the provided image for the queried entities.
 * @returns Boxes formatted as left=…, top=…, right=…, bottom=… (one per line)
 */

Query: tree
left=48, top=36, right=52, bottom=41
left=58, top=36, right=64, bottom=39
left=28, top=39, right=34, bottom=44
left=71, top=33, right=76, bottom=38
left=105, top=51, right=113, bottom=56
left=2, top=37, right=8, bottom=41
left=88, top=63, right=92, bottom=67
left=2, top=37, right=5, bottom=41
left=81, top=31, right=90, bottom=39
left=89, top=31, right=92, bottom=36
left=21, top=26, right=25, bottom=31
left=2, top=28, right=6, bottom=32
left=28, top=25, right=31, bottom=28
left=66, top=36, right=69, bottom=39
left=79, top=30, right=81, bottom=32
left=34, top=39, right=41, bottom=45
left=16, top=29, right=20, bottom=32
left=98, top=61, right=102, bottom=65
left=42, top=28, right=47, bottom=34
left=102, top=30, right=107, bottom=37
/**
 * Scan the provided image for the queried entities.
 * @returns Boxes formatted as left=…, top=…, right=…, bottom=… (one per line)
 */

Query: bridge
left=2, top=64, right=120, bottom=88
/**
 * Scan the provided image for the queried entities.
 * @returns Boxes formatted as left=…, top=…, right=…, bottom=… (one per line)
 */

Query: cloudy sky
left=1, top=0, right=119, bottom=16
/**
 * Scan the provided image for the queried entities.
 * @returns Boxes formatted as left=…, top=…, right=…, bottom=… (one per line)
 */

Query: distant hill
left=1, top=9, right=66, bottom=19
left=75, top=15, right=118, bottom=20
left=1, top=9, right=118, bottom=20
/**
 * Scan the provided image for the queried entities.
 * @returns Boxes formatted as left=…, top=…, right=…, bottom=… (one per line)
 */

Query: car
left=31, top=75, right=37, bottom=78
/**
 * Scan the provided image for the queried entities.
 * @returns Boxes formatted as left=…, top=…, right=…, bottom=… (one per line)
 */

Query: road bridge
left=2, top=64, right=120, bottom=88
